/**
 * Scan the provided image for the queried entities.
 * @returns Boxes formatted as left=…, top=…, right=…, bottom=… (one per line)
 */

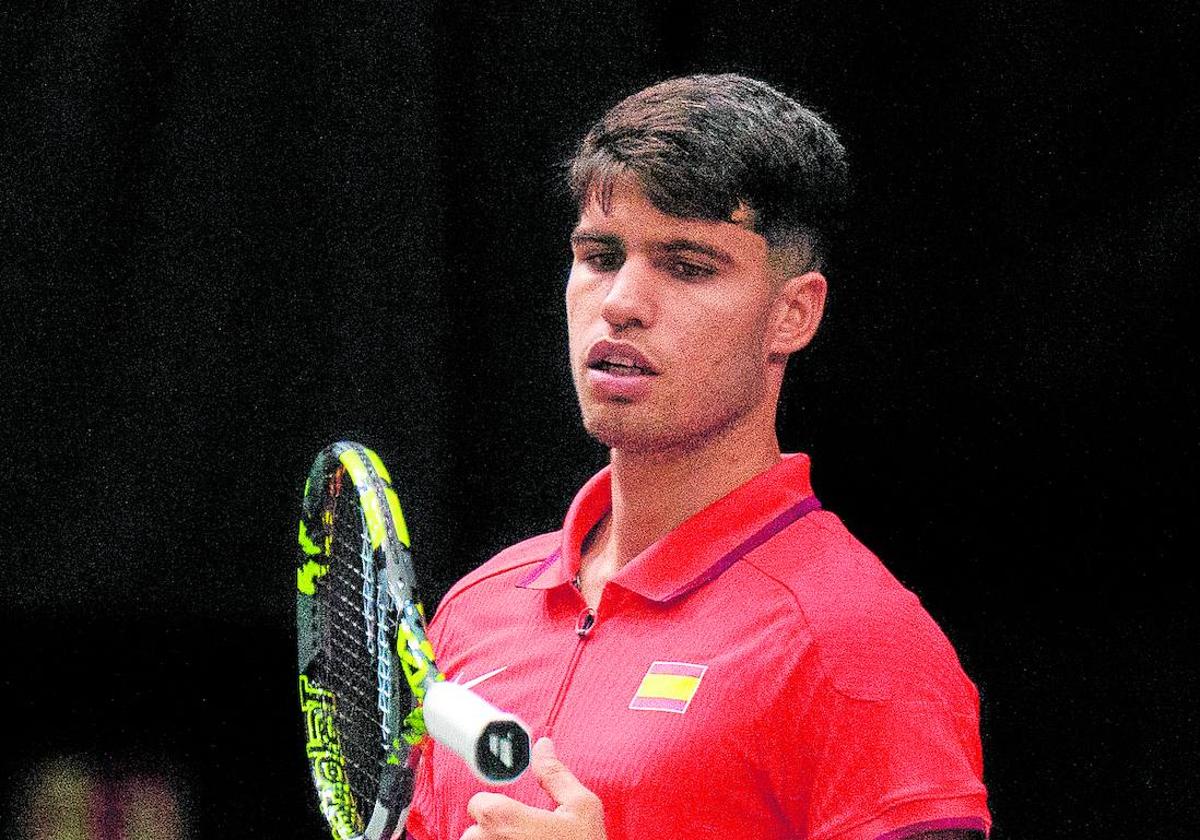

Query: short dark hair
left=568, top=73, right=849, bottom=272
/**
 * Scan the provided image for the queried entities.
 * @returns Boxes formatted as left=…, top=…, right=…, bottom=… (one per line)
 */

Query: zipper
left=544, top=607, right=596, bottom=736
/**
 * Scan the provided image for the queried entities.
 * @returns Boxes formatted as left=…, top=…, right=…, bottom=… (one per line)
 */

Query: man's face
left=566, top=178, right=784, bottom=454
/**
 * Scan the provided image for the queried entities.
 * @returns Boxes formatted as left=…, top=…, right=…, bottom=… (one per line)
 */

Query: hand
left=461, top=737, right=605, bottom=840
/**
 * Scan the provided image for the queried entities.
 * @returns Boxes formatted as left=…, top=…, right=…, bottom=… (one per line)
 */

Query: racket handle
left=423, top=680, right=531, bottom=784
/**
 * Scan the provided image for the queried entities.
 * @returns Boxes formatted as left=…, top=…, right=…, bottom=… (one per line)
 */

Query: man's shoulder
left=438, top=529, right=561, bottom=607
left=743, top=507, right=899, bottom=604
left=745, top=509, right=977, bottom=703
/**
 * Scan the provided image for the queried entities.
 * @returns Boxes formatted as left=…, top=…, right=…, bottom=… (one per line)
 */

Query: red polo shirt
left=405, top=454, right=990, bottom=840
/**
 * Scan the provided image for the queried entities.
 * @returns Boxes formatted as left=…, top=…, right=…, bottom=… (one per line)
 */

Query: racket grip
left=423, top=680, right=531, bottom=784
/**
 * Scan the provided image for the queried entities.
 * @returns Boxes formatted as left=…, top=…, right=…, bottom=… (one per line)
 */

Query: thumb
left=532, top=737, right=593, bottom=812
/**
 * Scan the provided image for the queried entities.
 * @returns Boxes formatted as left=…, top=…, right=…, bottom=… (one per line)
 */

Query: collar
left=517, top=453, right=820, bottom=603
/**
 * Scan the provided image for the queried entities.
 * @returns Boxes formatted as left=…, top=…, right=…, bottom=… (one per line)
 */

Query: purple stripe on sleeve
left=663, top=495, right=821, bottom=602
left=875, top=816, right=989, bottom=840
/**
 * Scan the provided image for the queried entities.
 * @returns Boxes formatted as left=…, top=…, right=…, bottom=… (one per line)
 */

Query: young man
left=403, top=74, right=990, bottom=840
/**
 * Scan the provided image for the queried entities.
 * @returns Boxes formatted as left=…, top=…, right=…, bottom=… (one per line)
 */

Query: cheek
left=693, top=308, right=764, bottom=361
left=565, top=275, right=594, bottom=356
left=564, top=267, right=595, bottom=314
left=684, top=314, right=771, bottom=393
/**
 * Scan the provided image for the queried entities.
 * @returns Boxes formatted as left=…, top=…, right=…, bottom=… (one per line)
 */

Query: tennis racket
left=296, top=440, right=531, bottom=840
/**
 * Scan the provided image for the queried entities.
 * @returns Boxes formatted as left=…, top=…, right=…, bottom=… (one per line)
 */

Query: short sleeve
left=804, top=692, right=989, bottom=840
left=798, top=595, right=991, bottom=840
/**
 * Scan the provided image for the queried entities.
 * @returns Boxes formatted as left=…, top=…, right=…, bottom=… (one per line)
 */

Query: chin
left=582, top=411, right=710, bottom=455
left=579, top=386, right=766, bottom=456
left=581, top=408, right=655, bottom=451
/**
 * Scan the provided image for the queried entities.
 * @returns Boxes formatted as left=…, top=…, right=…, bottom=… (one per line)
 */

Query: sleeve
left=797, top=597, right=991, bottom=840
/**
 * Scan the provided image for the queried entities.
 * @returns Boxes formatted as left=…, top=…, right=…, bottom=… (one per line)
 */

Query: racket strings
left=320, top=563, right=391, bottom=732
left=310, top=486, right=395, bottom=815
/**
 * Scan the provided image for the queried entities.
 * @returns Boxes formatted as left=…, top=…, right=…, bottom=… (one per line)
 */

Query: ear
left=767, top=271, right=827, bottom=358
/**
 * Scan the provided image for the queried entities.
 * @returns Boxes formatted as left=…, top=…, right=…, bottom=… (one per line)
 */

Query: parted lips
left=586, top=339, right=659, bottom=375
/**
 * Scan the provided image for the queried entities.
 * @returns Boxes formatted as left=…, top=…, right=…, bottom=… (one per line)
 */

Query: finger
left=466, top=791, right=556, bottom=835
left=459, top=826, right=484, bottom=840
left=531, top=738, right=601, bottom=817
left=467, top=792, right=516, bottom=829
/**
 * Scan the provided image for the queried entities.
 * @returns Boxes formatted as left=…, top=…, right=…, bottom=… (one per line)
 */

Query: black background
left=2, top=1, right=1197, bottom=838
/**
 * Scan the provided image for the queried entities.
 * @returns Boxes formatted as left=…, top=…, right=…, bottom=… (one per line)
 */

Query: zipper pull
left=575, top=608, right=596, bottom=638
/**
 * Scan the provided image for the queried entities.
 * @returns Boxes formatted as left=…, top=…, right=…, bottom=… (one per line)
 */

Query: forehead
left=572, top=179, right=768, bottom=263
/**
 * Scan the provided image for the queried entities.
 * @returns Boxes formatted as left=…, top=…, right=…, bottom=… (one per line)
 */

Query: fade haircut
left=568, top=73, right=849, bottom=273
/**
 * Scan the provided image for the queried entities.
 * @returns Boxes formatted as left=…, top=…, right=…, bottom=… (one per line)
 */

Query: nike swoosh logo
left=460, top=665, right=508, bottom=689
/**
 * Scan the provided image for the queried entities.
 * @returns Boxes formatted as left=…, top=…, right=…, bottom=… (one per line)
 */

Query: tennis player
left=403, top=73, right=990, bottom=840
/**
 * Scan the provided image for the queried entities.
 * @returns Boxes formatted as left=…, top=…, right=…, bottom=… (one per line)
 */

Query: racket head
left=296, top=441, right=428, bottom=840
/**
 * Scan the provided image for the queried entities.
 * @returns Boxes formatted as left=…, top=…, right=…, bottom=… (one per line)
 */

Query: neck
left=578, top=412, right=782, bottom=603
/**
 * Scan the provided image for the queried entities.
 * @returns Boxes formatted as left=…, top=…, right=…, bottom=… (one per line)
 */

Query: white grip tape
left=423, top=680, right=531, bottom=784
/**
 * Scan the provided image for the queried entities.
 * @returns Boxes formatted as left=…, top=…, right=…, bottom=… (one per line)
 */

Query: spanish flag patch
left=629, top=661, right=708, bottom=714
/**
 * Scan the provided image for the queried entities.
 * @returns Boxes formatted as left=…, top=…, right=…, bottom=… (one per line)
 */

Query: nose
left=601, top=258, right=655, bottom=330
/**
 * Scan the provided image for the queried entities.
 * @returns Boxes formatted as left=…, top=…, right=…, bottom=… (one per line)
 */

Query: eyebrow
left=570, top=231, right=621, bottom=249
left=569, top=231, right=735, bottom=265
left=660, top=238, right=734, bottom=266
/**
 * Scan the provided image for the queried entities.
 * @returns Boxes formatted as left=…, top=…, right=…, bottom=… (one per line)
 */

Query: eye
left=581, top=251, right=623, bottom=272
left=669, top=260, right=716, bottom=279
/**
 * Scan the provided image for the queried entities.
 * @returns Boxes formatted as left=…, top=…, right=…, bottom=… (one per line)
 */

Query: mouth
left=585, top=340, right=659, bottom=377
